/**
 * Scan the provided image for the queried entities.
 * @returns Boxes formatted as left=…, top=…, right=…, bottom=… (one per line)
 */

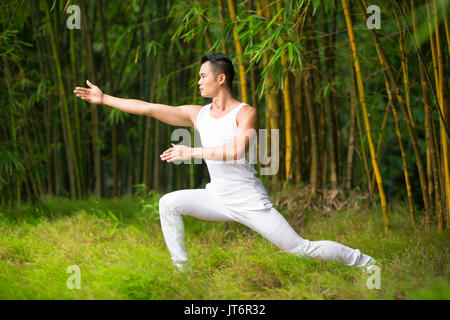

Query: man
left=74, top=53, right=376, bottom=272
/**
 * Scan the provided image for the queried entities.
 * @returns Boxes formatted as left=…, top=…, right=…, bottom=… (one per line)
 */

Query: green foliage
left=0, top=189, right=448, bottom=300
left=0, top=0, right=448, bottom=216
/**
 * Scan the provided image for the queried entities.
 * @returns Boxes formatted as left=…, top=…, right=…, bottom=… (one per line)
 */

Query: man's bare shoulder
left=238, top=104, right=258, bottom=118
left=242, top=104, right=257, bottom=113
left=179, top=104, right=204, bottom=117
left=237, top=104, right=258, bottom=127
left=178, top=104, right=204, bottom=127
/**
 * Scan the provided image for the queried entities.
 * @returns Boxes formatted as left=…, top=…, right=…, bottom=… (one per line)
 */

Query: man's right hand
left=74, top=80, right=104, bottom=104
left=73, top=81, right=201, bottom=127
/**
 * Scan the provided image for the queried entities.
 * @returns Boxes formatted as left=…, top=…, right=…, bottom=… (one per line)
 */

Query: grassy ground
left=0, top=185, right=449, bottom=300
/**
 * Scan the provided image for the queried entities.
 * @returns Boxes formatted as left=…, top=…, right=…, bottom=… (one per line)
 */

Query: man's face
left=198, top=61, right=221, bottom=98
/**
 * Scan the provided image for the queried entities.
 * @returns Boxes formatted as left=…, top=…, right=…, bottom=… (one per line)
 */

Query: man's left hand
left=160, top=143, right=192, bottom=162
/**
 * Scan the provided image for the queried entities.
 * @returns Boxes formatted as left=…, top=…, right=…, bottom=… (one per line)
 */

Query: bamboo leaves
left=1, top=0, right=448, bottom=233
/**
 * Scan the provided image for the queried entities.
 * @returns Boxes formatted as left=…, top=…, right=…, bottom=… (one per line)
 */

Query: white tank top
left=195, top=102, right=273, bottom=212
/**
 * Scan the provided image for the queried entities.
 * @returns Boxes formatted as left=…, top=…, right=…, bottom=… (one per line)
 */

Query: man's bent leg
left=158, top=189, right=233, bottom=271
left=234, top=207, right=374, bottom=268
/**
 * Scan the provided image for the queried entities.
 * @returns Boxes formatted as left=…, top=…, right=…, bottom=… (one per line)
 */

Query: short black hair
left=201, top=53, right=234, bottom=90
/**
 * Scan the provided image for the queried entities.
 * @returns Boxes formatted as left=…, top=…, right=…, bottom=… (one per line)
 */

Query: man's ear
left=218, top=73, right=226, bottom=86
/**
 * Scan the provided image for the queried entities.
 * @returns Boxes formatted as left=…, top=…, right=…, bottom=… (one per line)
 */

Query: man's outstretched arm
left=74, top=80, right=200, bottom=127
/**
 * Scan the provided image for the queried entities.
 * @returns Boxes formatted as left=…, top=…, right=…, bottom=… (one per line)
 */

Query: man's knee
left=159, top=191, right=185, bottom=216
left=159, top=193, right=175, bottom=215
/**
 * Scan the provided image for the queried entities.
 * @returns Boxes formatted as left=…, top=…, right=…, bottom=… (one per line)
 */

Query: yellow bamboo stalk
left=294, top=74, right=303, bottom=184
left=359, top=0, right=430, bottom=227
left=412, top=0, right=443, bottom=227
left=391, top=1, right=414, bottom=129
left=217, top=0, right=227, bottom=53
left=443, top=2, right=450, bottom=54
left=353, top=65, right=372, bottom=194
left=432, top=0, right=448, bottom=233
left=424, top=1, right=446, bottom=229
left=226, top=0, right=249, bottom=103
left=304, top=70, right=320, bottom=195
left=342, top=0, right=389, bottom=233
left=383, top=73, right=416, bottom=226
left=370, top=97, right=391, bottom=192
left=426, top=2, right=440, bottom=98
left=256, top=0, right=279, bottom=186
left=398, top=13, right=414, bottom=129
left=346, top=64, right=358, bottom=190
left=276, top=0, right=293, bottom=181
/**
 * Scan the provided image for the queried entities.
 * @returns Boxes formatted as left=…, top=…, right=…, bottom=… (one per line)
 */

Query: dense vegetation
left=0, top=185, right=448, bottom=299
left=2, top=0, right=449, bottom=233
left=1, top=0, right=449, bottom=300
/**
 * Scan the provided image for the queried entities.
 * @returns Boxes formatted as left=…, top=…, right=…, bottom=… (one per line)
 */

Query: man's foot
left=174, top=261, right=191, bottom=273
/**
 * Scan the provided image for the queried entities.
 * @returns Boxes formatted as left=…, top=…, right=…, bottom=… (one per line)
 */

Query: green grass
left=0, top=188, right=449, bottom=300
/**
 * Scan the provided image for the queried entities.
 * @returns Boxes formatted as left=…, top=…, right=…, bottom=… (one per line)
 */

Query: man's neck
left=211, top=90, right=240, bottom=112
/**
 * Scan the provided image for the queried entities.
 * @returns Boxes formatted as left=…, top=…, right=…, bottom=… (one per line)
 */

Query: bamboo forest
left=0, top=0, right=449, bottom=301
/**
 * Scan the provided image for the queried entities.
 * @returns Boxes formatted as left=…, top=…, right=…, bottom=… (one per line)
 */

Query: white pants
left=158, top=188, right=374, bottom=270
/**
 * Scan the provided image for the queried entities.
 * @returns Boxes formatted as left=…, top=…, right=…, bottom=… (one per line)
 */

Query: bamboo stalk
left=304, top=70, right=320, bottom=196
left=142, top=5, right=154, bottom=191
left=411, top=0, right=443, bottom=228
left=226, top=0, right=249, bottom=103
left=353, top=65, right=372, bottom=194
left=44, top=0, right=81, bottom=199
left=359, top=0, right=430, bottom=228
left=258, top=0, right=280, bottom=186
left=69, top=29, right=85, bottom=198
left=345, top=63, right=358, bottom=190
left=97, top=0, right=118, bottom=197
left=393, top=1, right=415, bottom=130
left=30, top=0, right=54, bottom=196
left=370, top=71, right=403, bottom=192
left=383, top=73, right=416, bottom=226
left=294, top=72, right=304, bottom=184
left=425, top=1, right=447, bottom=229
left=217, top=0, right=227, bottom=53
left=370, top=99, right=391, bottom=193
left=432, top=0, right=448, bottom=232
left=309, top=29, right=327, bottom=190
left=249, top=0, right=258, bottom=110
left=2, top=55, right=21, bottom=205
left=342, top=0, right=389, bottom=233
left=442, top=0, right=450, bottom=54
left=80, top=0, right=102, bottom=198
left=425, top=2, right=440, bottom=97
left=323, top=9, right=338, bottom=189
left=276, top=0, right=294, bottom=182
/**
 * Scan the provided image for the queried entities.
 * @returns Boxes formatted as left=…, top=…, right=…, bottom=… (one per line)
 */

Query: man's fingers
left=74, top=87, right=93, bottom=102
left=74, top=92, right=90, bottom=102
left=86, top=80, right=95, bottom=88
left=160, top=148, right=176, bottom=161
left=74, top=87, right=89, bottom=94
left=160, top=150, right=172, bottom=158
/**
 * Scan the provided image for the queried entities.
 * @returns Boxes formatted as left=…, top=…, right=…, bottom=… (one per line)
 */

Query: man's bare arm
left=74, top=80, right=201, bottom=127
left=102, top=95, right=199, bottom=127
